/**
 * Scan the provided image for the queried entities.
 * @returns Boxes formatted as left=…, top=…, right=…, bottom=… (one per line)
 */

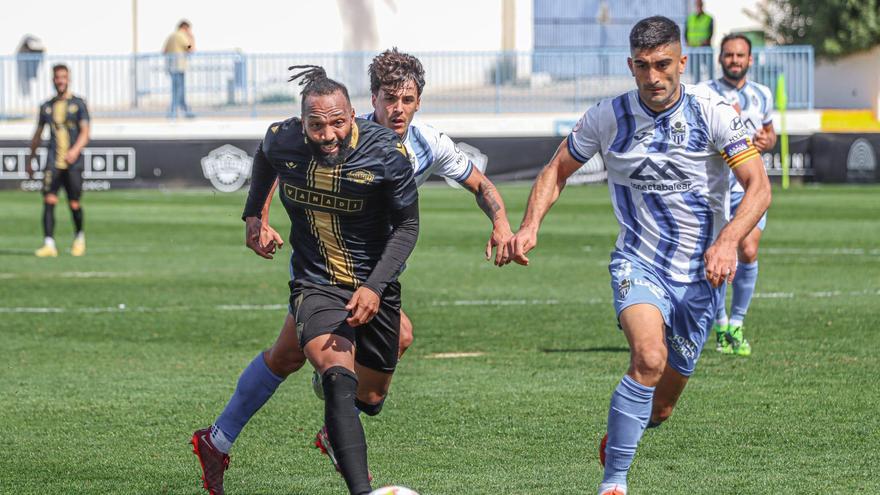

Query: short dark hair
left=287, top=65, right=351, bottom=113
left=52, top=63, right=69, bottom=75
left=368, top=48, right=426, bottom=96
left=720, top=33, right=752, bottom=55
left=178, top=20, right=191, bottom=29
left=629, top=16, right=681, bottom=51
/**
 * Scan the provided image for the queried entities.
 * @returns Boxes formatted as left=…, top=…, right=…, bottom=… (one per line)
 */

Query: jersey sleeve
left=431, top=131, right=473, bottom=183
left=710, top=99, right=760, bottom=170
left=77, top=98, right=91, bottom=123
left=567, top=103, right=602, bottom=164
left=241, top=140, right=277, bottom=219
left=384, top=140, right=418, bottom=210
left=38, top=103, right=49, bottom=126
left=761, top=86, right=774, bottom=126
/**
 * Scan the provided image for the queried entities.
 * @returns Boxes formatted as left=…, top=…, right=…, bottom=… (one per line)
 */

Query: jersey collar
left=718, top=77, right=747, bottom=92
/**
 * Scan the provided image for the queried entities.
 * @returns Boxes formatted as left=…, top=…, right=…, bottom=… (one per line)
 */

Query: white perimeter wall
left=814, top=46, right=880, bottom=112
left=1, top=0, right=533, bottom=56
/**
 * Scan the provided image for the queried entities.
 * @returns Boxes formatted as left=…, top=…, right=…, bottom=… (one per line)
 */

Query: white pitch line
left=762, top=247, right=880, bottom=256
left=431, top=299, right=560, bottom=307
left=0, top=271, right=137, bottom=280
left=58, top=271, right=136, bottom=278
left=425, top=352, right=486, bottom=359
left=1, top=289, right=877, bottom=315
left=753, top=292, right=795, bottom=299
left=216, top=304, right=288, bottom=311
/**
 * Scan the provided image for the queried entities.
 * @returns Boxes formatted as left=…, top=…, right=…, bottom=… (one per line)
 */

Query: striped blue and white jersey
left=568, top=84, right=760, bottom=283
left=362, top=113, right=474, bottom=187
left=701, top=78, right=774, bottom=192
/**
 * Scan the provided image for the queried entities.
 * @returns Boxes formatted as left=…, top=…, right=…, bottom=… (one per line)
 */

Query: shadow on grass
left=540, top=346, right=629, bottom=353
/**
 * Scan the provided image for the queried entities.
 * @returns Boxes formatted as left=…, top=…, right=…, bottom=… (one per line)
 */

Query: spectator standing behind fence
left=16, top=35, right=45, bottom=97
left=685, top=0, right=714, bottom=81
left=163, top=20, right=195, bottom=118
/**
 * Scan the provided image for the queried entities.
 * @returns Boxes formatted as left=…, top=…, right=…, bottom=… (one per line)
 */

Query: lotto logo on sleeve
left=723, top=139, right=750, bottom=158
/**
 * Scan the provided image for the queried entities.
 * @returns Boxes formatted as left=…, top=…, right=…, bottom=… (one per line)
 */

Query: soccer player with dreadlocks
left=249, top=49, right=514, bottom=477
left=191, top=65, right=419, bottom=495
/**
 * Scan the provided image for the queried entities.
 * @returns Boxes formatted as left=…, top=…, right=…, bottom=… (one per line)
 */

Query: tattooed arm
left=461, top=167, right=514, bottom=265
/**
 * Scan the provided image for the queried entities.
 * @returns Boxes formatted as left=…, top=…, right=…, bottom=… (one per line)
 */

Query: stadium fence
left=0, top=47, right=813, bottom=119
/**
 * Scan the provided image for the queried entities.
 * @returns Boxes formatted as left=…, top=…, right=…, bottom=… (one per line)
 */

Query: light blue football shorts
left=608, top=250, right=721, bottom=376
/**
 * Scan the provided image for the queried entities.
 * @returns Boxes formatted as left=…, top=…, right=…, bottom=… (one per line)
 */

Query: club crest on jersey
left=670, top=120, right=686, bottom=145
left=345, top=169, right=375, bottom=185
left=617, top=279, right=631, bottom=300
left=200, top=144, right=253, bottom=192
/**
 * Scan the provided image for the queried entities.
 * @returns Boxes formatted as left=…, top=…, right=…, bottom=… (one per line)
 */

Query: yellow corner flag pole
left=776, top=73, right=789, bottom=189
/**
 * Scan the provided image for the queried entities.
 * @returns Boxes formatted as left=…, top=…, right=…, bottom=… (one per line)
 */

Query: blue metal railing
left=0, top=47, right=813, bottom=119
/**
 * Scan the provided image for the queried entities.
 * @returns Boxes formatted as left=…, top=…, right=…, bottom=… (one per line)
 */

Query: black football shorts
left=42, top=167, right=83, bottom=201
left=290, top=281, right=401, bottom=373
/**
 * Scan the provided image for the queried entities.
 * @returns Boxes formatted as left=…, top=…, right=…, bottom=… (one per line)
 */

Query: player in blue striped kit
left=503, top=17, right=771, bottom=495
left=701, top=33, right=777, bottom=356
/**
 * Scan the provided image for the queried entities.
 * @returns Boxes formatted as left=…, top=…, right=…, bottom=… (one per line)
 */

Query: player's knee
left=69, top=200, right=80, bottom=210
left=355, top=397, right=385, bottom=417
left=631, top=348, right=666, bottom=381
left=399, top=318, right=414, bottom=354
left=45, top=195, right=58, bottom=205
left=264, top=347, right=305, bottom=378
left=739, top=243, right=759, bottom=263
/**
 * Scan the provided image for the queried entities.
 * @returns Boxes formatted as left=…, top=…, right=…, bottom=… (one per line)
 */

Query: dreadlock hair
left=368, top=48, right=426, bottom=96
left=288, top=65, right=351, bottom=113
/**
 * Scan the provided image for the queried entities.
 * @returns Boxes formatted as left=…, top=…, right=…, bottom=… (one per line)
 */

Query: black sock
left=70, top=207, right=83, bottom=234
left=322, top=366, right=371, bottom=495
left=43, top=203, right=55, bottom=238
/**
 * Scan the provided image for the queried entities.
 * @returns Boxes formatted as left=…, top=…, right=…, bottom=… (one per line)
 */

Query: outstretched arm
left=259, top=178, right=285, bottom=252
left=503, top=137, right=584, bottom=266
left=461, top=168, right=513, bottom=265
left=242, top=143, right=281, bottom=259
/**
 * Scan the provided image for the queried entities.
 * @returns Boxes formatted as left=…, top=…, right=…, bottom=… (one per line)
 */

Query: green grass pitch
left=1, top=184, right=878, bottom=494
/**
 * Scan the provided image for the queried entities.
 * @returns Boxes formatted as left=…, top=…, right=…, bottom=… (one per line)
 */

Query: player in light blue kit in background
left=701, top=33, right=777, bottom=356
left=502, top=17, right=770, bottom=495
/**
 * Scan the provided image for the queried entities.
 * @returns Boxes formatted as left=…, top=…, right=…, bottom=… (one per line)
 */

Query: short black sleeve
left=38, top=102, right=49, bottom=126
left=76, top=97, right=90, bottom=123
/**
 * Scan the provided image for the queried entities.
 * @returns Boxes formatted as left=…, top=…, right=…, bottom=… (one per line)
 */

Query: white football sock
left=209, top=424, right=233, bottom=453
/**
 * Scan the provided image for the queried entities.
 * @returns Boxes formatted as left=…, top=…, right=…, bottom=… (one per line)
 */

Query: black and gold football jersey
left=244, top=117, right=417, bottom=289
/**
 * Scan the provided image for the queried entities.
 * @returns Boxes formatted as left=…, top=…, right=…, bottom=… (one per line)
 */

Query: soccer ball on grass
left=369, top=487, right=419, bottom=495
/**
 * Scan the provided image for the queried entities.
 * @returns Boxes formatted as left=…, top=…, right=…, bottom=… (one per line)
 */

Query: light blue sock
left=730, top=261, right=758, bottom=323
left=602, top=375, right=655, bottom=486
left=214, top=353, right=284, bottom=446
left=716, top=281, right=728, bottom=323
